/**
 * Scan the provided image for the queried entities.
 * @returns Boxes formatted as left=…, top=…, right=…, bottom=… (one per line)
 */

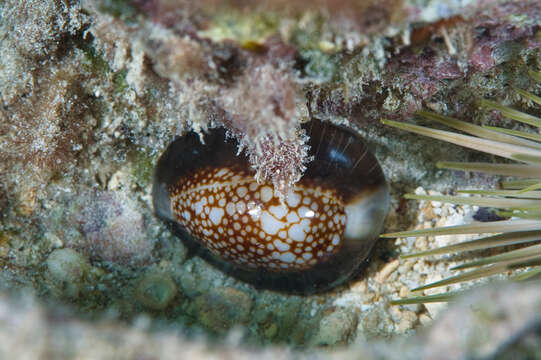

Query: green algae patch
left=300, top=49, right=341, bottom=83
left=131, top=149, right=155, bottom=189
left=113, top=69, right=129, bottom=93
left=76, top=37, right=111, bottom=75
left=98, top=0, right=139, bottom=21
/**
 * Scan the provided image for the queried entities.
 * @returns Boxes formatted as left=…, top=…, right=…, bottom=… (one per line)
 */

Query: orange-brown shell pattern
left=170, top=166, right=346, bottom=271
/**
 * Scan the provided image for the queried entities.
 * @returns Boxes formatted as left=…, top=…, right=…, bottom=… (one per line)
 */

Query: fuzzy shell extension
left=153, top=120, right=389, bottom=293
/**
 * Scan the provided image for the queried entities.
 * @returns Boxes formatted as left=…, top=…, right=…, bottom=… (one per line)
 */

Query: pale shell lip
left=152, top=180, right=173, bottom=222
left=344, top=183, right=390, bottom=242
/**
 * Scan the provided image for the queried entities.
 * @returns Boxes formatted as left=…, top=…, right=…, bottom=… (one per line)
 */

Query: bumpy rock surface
left=0, top=282, right=539, bottom=359
left=0, top=0, right=540, bottom=356
left=191, top=287, right=253, bottom=333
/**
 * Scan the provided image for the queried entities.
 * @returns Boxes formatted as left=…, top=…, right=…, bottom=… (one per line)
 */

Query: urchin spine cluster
left=382, top=69, right=541, bottom=304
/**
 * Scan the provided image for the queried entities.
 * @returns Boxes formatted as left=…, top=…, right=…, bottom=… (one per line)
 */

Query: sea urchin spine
left=382, top=69, right=541, bottom=304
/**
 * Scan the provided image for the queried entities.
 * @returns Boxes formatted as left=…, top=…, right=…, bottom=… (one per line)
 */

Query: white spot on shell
left=286, top=212, right=299, bottom=223
left=248, top=203, right=262, bottom=220
left=280, top=252, right=295, bottom=263
left=237, top=186, right=248, bottom=198
left=269, top=205, right=287, bottom=219
left=298, top=206, right=314, bottom=218
left=260, top=186, right=273, bottom=202
left=286, top=191, right=301, bottom=207
left=236, top=201, right=246, bottom=214
left=209, top=207, right=224, bottom=226
left=260, top=211, right=284, bottom=235
left=215, top=168, right=228, bottom=177
left=226, top=202, right=236, bottom=216
left=273, top=240, right=290, bottom=251
left=194, top=201, right=203, bottom=215
left=182, top=210, right=191, bottom=221
left=289, top=221, right=310, bottom=242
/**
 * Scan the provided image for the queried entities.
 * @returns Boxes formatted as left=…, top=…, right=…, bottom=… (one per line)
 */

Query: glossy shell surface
left=153, top=120, right=389, bottom=293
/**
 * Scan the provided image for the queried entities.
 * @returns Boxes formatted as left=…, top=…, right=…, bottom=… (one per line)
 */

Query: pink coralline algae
left=75, top=191, right=153, bottom=265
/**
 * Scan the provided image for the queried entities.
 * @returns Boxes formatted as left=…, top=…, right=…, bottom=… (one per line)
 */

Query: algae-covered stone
left=135, top=271, right=178, bottom=311
left=310, top=308, right=358, bottom=346
left=76, top=190, right=153, bottom=266
left=192, top=287, right=253, bottom=333
left=46, top=248, right=91, bottom=299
